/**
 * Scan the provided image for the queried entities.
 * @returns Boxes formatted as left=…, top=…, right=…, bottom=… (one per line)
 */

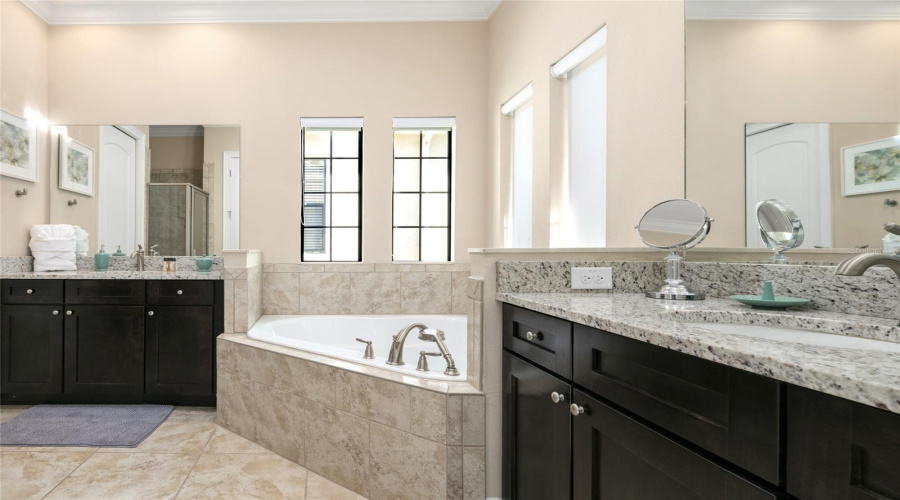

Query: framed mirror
left=49, top=124, right=240, bottom=257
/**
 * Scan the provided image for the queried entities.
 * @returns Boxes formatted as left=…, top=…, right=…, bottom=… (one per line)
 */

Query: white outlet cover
left=571, top=267, right=613, bottom=290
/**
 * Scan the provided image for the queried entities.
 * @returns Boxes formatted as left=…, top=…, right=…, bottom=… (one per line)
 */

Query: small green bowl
left=731, top=295, right=810, bottom=309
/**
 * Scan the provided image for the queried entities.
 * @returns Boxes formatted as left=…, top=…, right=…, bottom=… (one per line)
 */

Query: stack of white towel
left=29, top=225, right=78, bottom=272
left=74, top=226, right=89, bottom=257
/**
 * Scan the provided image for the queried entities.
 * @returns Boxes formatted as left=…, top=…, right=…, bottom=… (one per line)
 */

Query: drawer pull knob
left=551, top=392, right=566, bottom=404
left=570, top=404, right=585, bottom=416
left=525, top=331, right=542, bottom=341
left=148, top=311, right=154, bottom=316
left=177, top=290, right=184, bottom=295
left=66, top=310, right=73, bottom=316
left=26, top=289, right=34, bottom=294
left=52, top=310, right=59, bottom=316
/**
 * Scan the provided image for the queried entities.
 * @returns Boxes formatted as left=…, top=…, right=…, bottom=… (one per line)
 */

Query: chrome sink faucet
left=386, top=323, right=427, bottom=366
left=834, top=252, right=900, bottom=325
left=130, top=245, right=145, bottom=271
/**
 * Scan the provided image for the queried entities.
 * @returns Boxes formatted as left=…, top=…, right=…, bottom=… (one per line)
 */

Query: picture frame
left=59, top=134, right=94, bottom=196
left=0, top=110, right=39, bottom=182
left=841, top=135, right=900, bottom=196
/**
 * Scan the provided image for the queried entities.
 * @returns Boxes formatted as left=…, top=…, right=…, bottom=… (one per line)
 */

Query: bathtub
left=247, top=314, right=467, bottom=380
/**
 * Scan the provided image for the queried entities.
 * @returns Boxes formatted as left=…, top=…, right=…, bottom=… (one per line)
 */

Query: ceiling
left=686, top=0, right=900, bottom=20
left=20, top=0, right=503, bottom=25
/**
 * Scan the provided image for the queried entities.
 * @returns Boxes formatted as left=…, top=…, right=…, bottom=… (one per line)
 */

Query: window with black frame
left=392, top=126, right=452, bottom=262
left=301, top=121, right=362, bottom=262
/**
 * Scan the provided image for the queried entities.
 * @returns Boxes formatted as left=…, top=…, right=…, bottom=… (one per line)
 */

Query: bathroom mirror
left=685, top=2, right=900, bottom=250
left=49, top=125, right=240, bottom=256
left=757, top=200, right=804, bottom=263
left=636, top=199, right=711, bottom=300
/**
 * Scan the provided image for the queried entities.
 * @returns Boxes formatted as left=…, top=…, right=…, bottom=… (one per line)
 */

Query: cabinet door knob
left=52, top=310, right=59, bottom=315
left=176, top=290, right=183, bottom=296
left=66, top=310, right=73, bottom=316
left=525, top=331, right=542, bottom=341
left=148, top=311, right=154, bottom=316
left=26, top=289, right=34, bottom=294
left=551, top=392, right=566, bottom=404
left=570, top=404, right=585, bottom=416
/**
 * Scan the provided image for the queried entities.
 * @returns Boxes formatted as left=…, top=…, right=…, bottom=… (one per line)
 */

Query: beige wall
left=0, top=1, right=50, bottom=256
left=49, top=125, right=99, bottom=252
left=149, top=135, right=204, bottom=171
left=46, top=21, right=488, bottom=263
left=686, top=20, right=900, bottom=247
left=830, top=123, right=900, bottom=249
left=204, top=126, right=240, bottom=254
left=486, top=0, right=686, bottom=249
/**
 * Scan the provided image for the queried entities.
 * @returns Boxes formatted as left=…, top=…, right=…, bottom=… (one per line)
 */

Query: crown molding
left=687, top=1, right=900, bottom=21
left=19, top=0, right=502, bottom=25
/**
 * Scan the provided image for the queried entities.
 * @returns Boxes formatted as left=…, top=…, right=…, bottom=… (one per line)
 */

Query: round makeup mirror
left=756, top=199, right=804, bottom=264
left=636, top=199, right=713, bottom=301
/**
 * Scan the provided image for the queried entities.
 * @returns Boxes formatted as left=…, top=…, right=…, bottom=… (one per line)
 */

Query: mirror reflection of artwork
left=0, top=110, right=38, bottom=182
left=59, top=135, right=94, bottom=196
left=842, top=136, right=900, bottom=196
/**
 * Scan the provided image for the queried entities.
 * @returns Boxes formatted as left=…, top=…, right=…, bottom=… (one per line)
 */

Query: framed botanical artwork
left=842, top=135, right=900, bottom=196
left=0, top=110, right=38, bottom=182
left=59, top=134, right=94, bottom=196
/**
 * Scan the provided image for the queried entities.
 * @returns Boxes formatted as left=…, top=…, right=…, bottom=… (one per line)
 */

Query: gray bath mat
left=0, top=404, right=174, bottom=447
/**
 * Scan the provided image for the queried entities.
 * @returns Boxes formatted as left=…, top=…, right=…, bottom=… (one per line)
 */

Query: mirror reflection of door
left=98, top=126, right=141, bottom=253
left=223, top=151, right=240, bottom=249
left=745, top=123, right=832, bottom=248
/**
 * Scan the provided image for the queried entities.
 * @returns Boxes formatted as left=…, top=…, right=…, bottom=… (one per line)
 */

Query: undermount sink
left=684, top=322, right=900, bottom=353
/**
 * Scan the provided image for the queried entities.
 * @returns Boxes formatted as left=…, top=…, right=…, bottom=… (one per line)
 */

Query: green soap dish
left=730, top=295, right=809, bottom=309
left=731, top=280, right=809, bottom=309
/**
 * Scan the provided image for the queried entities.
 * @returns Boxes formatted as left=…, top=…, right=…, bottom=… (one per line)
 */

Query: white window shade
left=511, top=101, right=533, bottom=248
left=501, top=83, right=534, bottom=116
left=300, top=117, right=363, bottom=129
left=551, top=25, right=607, bottom=78
left=393, top=117, right=456, bottom=129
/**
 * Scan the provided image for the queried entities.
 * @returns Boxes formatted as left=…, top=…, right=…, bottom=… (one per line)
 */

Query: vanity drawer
left=65, top=280, right=145, bottom=305
left=1, top=280, right=64, bottom=304
left=573, top=324, right=784, bottom=486
left=147, top=281, right=214, bottom=305
left=503, top=304, right=573, bottom=379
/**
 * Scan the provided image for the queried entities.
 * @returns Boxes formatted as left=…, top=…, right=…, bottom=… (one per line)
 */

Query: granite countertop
left=1, top=270, right=223, bottom=280
left=498, top=292, right=900, bottom=414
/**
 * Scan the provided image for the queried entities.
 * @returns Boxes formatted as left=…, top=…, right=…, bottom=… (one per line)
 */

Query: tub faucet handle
left=416, top=351, right=442, bottom=372
left=355, top=338, right=375, bottom=360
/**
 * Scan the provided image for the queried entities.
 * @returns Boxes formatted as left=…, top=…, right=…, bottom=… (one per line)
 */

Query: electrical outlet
left=571, top=267, right=613, bottom=290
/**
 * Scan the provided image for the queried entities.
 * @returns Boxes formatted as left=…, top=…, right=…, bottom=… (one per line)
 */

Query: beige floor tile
left=166, top=407, right=217, bottom=422
left=203, top=426, right=270, bottom=454
left=44, top=452, right=196, bottom=499
left=0, top=451, right=94, bottom=500
left=98, top=421, right=216, bottom=454
left=175, top=453, right=308, bottom=499
left=306, top=472, right=368, bottom=500
left=0, top=446, right=99, bottom=452
left=0, top=405, right=31, bottom=423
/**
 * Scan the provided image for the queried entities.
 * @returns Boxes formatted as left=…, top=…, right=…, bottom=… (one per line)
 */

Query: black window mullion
left=418, top=131, right=423, bottom=262
left=447, top=129, right=452, bottom=262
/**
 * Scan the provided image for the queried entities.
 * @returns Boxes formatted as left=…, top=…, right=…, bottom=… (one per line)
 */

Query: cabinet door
left=64, top=306, right=145, bottom=395
left=503, top=352, right=571, bottom=500
left=145, top=306, right=214, bottom=396
left=1, top=305, right=64, bottom=394
left=787, top=386, right=900, bottom=499
left=571, top=389, right=781, bottom=500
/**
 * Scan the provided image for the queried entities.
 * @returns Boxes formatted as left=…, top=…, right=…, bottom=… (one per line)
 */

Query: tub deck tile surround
left=216, top=334, right=486, bottom=499
left=221, top=249, right=262, bottom=333
left=400, top=271, right=452, bottom=314
left=297, top=273, right=352, bottom=315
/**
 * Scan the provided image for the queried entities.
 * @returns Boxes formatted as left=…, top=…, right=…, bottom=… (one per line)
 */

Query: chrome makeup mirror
left=636, top=199, right=712, bottom=300
left=756, top=199, right=804, bottom=263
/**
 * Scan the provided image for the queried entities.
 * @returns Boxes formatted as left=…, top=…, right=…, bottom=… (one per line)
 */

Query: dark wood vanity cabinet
left=0, top=279, right=222, bottom=405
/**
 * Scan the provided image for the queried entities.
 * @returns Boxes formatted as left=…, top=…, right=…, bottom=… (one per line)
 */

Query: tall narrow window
left=502, top=84, right=534, bottom=248
left=301, top=118, right=362, bottom=262
left=392, top=118, right=454, bottom=262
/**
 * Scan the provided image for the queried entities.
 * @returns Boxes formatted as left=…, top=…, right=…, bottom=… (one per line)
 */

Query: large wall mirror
left=49, top=125, right=240, bottom=256
left=685, top=1, right=900, bottom=250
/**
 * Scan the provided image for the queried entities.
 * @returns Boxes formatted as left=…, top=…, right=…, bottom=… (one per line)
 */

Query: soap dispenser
left=95, top=245, right=110, bottom=271
left=112, top=245, right=126, bottom=257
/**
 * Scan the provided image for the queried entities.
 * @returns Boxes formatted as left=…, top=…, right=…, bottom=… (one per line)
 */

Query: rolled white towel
left=73, top=226, right=89, bottom=256
left=30, top=224, right=76, bottom=241
left=30, top=224, right=77, bottom=271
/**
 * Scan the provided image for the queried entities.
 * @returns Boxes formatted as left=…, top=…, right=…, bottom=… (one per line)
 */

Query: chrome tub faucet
left=387, top=322, right=460, bottom=376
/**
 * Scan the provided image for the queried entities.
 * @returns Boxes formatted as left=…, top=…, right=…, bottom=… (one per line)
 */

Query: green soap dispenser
left=112, top=245, right=126, bottom=257
left=95, top=245, right=110, bottom=271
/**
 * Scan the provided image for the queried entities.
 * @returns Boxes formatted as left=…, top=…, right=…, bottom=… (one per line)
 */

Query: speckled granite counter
left=1, top=270, right=222, bottom=280
left=498, top=292, right=900, bottom=414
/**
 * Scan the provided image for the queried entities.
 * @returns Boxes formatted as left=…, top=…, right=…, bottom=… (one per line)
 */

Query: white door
left=745, top=123, right=832, bottom=248
left=223, top=151, right=240, bottom=249
left=98, top=126, right=139, bottom=253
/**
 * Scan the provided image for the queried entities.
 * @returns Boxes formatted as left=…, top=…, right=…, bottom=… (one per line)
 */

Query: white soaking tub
left=247, top=314, right=467, bottom=380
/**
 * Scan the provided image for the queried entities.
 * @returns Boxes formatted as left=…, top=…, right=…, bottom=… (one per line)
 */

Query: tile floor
left=0, top=406, right=367, bottom=500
